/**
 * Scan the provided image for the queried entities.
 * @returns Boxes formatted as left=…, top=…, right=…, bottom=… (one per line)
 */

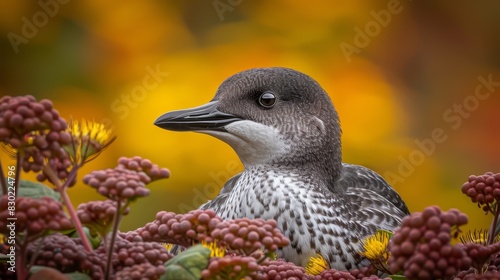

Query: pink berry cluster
left=117, top=156, right=170, bottom=181
left=83, top=156, right=169, bottom=201
left=462, top=172, right=500, bottom=213
left=202, top=255, right=261, bottom=280
left=36, top=156, right=74, bottom=186
left=316, top=269, right=356, bottom=280
left=211, top=218, right=290, bottom=256
left=114, top=262, right=166, bottom=280
left=0, top=95, right=72, bottom=175
left=125, top=209, right=223, bottom=247
left=455, top=269, right=500, bottom=280
left=388, top=206, right=470, bottom=279
left=256, top=259, right=314, bottom=280
left=251, top=259, right=383, bottom=280
left=77, top=200, right=130, bottom=235
left=27, top=233, right=104, bottom=280
left=0, top=95, right=70, bottom=148
left=95, top=238, right=172, bottom=273
left=347, top=267, right=379, bottom=280
left=456, top=241, right=500, bottom=276
left=125, top=209, right=290, bottom=257
left=0, top=196, right=73, bottom=236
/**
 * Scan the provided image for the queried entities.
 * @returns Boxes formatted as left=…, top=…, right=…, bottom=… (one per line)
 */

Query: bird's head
left=154, top=67, right=342, bottom=174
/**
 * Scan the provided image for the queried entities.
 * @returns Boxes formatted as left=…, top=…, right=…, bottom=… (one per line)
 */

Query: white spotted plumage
left=202, top=163, right=405, bottom=270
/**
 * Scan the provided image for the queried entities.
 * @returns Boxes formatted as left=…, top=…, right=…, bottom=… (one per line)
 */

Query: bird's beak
left=154, top=100, right=242, bottom=132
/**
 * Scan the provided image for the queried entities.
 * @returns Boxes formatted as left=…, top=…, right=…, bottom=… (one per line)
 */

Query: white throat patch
left=200, top=120, right=290, bottom=166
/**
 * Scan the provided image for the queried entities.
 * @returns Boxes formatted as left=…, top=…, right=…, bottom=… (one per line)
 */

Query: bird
left=154, top=67, right=409, bottom=270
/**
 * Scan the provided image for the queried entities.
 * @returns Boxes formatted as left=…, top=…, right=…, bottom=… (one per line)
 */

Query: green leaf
left=60, top=225, right=101, bottom=248
left=16, top=180, right=60, bottom=200
left=65, top=272, right=92, bottom=280
left=87, top=228, right=102, bottom=249
left=377, top=229, right=394, bottom=238
left=160, top=245, right=210, bottom=280
left=30, top=266, right=91, bottom=279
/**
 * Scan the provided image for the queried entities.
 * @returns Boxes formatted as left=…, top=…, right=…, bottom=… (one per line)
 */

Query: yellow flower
left=201, top=240, right=226, bottom=258
left=65, top=119, right=115, bottom=165
left=305, top=253, right=329, bottom=275
left=360, top=229, right=392, bottom=274
left=460, top=229, right=500, bottom=245
left=162, top=243, right=174, bottom=251
left=268, top=251, right=278, bottom=261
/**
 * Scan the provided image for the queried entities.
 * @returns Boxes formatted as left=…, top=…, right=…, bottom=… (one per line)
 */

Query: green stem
left=42, top=165, right=92, bottom=252
left=487, top=203, right=500, bottom=245
left=104, top=199, right=127, bottom=280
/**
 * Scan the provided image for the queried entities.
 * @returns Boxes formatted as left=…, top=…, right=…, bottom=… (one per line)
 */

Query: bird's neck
left=272, top=139, right=343, bottom=187
left=246, top=148, right=342, bottom=189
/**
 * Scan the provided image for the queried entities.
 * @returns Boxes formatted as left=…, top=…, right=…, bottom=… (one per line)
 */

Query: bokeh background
left=0, top=1, right=499, bottom=233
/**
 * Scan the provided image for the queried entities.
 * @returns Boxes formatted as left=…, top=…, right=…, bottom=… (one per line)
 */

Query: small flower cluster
left=359, top=230, right=391, bottom=274
left=27, top=233, right=104, bottom=279
left=202, top=255, right=261, bottom=279
left=462, top=172, right=500, bottom=213
left=0, top=95, right=73, bottom=184
left=124, top=209, right=294, bottom=279
left=114, top=262, right=166, bottom=280
left=95, top=238, right=173, bottom=272
left=125, top=209, right=223, bottom=247
left=388, top=206, right=470, bottom=279
left=65, top=119, right=115, bottom=165
left=83, top=156, right=169, bottom=201
left=316, top=269, right=356, bottom=280
left=77, top=199, right=130, bottom=237
left=211, top=218, right=290, bottom=256
left=117, top=156, right=171, bottom=181
left=348, top=266, right=385, bottom=280
left=0, top=196, right=73, bottom=236
left=126, top=209, right=290, bottom=257
left=0, top=95, right=70, bottom=151
left=257, top=259, right=314, bottom=280
left=454, top=268, right=500, bottom=280
left=199, top=217, right=290, bottom=280
left=457, top=241, right=500, bottom=274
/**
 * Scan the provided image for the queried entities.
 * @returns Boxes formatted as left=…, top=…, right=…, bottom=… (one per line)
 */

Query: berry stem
left=104, top=199, right=127, bottom=280
left=0, top=160, right=7, bottom=196
left=62, top=186, right=93, bottom=251
left=488, top=203, right=500, bottom=245
left=42, top=164, right=93, bottom=252
left=27, top=235, right=45, bottom=270
left=16, top=241, right=28, bottom=280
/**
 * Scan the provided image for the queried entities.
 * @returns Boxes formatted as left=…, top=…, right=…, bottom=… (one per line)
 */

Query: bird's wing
left=199, top=173, right=242, bottom=210
left=336, top=163, right=410, bottom=216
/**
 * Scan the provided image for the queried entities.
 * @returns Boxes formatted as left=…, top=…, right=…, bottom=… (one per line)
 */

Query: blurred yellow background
left=0, top=1, right=499, bottom=233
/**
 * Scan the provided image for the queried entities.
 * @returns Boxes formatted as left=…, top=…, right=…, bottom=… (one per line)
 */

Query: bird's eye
left=258, top=92, right=276, bottom=108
